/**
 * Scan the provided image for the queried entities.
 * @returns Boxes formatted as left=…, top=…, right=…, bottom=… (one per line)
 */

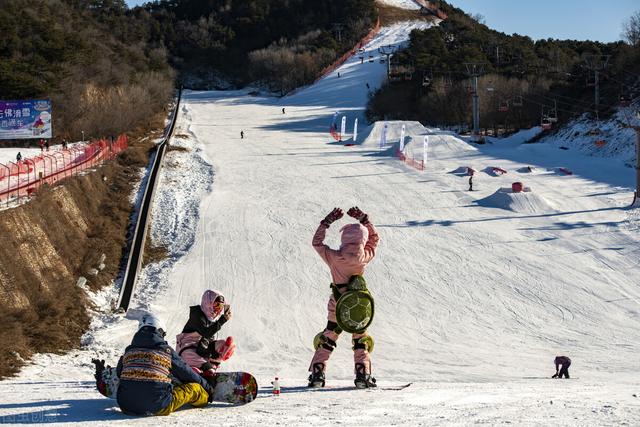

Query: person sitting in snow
left=176, top=290, right=235, bottom=380
left=110, top=313, right=215, bottom=416
left=552, top=355, right=571, bottom=379
left=308, top=206, right=379, bottom=389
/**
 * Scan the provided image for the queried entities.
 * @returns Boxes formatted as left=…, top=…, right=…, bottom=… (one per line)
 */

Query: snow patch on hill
left=377, top=0, right=421, bottom=10
left=538, top=109, right=639, bottom=167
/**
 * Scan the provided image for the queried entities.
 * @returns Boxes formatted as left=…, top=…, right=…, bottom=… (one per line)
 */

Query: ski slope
left=2, top=16, right=640, bottom=426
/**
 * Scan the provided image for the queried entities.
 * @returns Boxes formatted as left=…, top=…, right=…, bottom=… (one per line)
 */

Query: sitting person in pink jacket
left=176, top=290, right=236, bottom=379
left=308, top=206, right=380, bottom=389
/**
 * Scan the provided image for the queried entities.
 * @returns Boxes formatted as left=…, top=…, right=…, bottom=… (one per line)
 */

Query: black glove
left=216, top=314, right=229, bottom=329
left=223, top=304, right=232, bottom=321
left=196, top=338, right=212, bottom=358
left=321, top=208, right=343, bottom=226
left=91, top=358, right=106, bottom=381
left=347, top=206, right=369, bottom=224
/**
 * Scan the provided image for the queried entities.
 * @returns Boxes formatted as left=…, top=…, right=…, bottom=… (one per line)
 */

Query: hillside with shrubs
left=366, top=1, right=640, bottom=134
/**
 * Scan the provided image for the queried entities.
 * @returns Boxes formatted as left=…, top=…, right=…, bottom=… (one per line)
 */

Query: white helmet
left=138, top=313, right=166, bottom=336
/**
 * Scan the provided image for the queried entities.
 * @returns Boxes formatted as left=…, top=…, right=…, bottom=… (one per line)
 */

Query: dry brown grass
left=167, top=145, right=190, bottom=152
left=377, top=3, right=434, bottom=26
left=0, top=110, right=167, bottom=378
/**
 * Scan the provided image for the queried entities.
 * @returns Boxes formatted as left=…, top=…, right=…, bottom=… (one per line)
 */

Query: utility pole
left=584, top=55, right=610, bottom=119
left=378, top=45, right=394, bottom=80
left=465, top=63, right=484, bottom=139
left=633, top=124, right=640, bottom=206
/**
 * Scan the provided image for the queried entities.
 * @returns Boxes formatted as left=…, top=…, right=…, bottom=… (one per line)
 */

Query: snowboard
left=95, top=366, right=258, bottom=405
left=207, top=371, right=258, bottom=404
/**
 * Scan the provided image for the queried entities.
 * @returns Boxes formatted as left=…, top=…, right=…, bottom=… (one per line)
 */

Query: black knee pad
left=326, top=321, right=343, bottom=335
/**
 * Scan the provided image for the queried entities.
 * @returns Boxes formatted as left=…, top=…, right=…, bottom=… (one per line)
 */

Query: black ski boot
left=308, top=363, right=326, bottom=388
left=354, top=363, right=376, bottom=389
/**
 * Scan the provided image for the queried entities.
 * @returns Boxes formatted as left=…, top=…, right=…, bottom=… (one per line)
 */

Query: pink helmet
left=340, top=223, right=368, bottom=247
left=201, top=289, right=225, bottom=321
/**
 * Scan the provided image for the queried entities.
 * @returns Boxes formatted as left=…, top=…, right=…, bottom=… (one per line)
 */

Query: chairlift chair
left=512, top=96, right=523, bottom=107
left=498, top=101, right=509, bottom=112
left=541, top=117, right=552, bottom=130
left=368, top=55, right=374, bottom=63
left=548, top=109, right=558, bottom=123
left=422, top=76, right=432, bottom=87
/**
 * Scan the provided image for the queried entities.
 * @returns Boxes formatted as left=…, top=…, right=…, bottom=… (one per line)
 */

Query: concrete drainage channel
left=116, top=89, right=183, bottom=312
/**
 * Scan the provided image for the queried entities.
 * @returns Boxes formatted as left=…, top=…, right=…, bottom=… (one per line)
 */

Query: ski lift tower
left=584, top=54, right=610, bottom=119
left=465, top=63, right=485, bottom=140
left=378, top=44, right=394, bottom=80
left=331, top=23, right=344, bottom=42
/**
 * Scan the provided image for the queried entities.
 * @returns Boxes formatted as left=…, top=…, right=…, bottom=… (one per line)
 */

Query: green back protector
left=335, top=290, right=375, bottom=334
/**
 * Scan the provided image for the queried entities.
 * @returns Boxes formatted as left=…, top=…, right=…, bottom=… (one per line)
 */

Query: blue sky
left=125, top=0, right=637, bottom=43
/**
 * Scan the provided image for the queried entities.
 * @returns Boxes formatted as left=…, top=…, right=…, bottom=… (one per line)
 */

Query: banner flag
left=423, top=135, right=429, bottom=166
left=380, top=122, right=388, bottom=148
left=353, top=118, right=358, bottom=142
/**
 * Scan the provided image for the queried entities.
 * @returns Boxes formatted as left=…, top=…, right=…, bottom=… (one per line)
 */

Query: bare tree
left=470, top=13, right=485, bottom=24
left=621, top=10, right=640, bottom=47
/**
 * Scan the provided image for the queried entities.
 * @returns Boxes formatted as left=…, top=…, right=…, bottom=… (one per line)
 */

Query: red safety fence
left=292, top=18, right=382, bottom=101
left=0, top=134, right=128, bottom=205
left=315, top=18, right=381, bottom=84
left=397, top=149, right=424, bottom=171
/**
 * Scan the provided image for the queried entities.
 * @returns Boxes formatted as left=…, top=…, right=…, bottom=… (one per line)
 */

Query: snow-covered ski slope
left=2, top=14, right=640, bottom=426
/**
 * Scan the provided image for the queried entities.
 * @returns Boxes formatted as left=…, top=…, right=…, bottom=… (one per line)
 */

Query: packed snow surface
left=377, top=0, right=422, bottom=10
left=2, top=18, right=640, bottom=426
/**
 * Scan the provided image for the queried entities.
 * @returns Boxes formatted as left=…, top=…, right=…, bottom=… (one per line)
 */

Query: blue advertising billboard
left=0, top=99, right=52, bottom=139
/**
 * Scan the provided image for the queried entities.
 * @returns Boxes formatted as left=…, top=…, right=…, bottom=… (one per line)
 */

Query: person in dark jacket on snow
left=115, top=313, right=216, bottom=416
left=552, top=355, right=571, bottom=379
left=176, top=290, right=235, bottom=379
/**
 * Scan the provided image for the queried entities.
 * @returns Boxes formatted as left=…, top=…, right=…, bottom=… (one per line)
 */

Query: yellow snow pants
left=156, top=383, right=209, bottom=416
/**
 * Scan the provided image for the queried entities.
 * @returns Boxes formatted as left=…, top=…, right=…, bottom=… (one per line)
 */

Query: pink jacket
left=176, top=331, right=205, bottom=368
left=312, top=222, right=379, bottom=284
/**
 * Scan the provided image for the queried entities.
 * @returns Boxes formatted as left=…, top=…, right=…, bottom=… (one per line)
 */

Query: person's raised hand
left=321, top=208, right=343, bottom=226
left=347, top=206, right=369, bottom=224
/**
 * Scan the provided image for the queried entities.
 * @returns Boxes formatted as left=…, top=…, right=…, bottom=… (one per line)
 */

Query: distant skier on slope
left=106, top=313, right=215, bottom=415
left=175, top=290, right=236, bottom=380
left=552, top=355, right=571, bottom=379
left=308, top=206, right=379, bottom=389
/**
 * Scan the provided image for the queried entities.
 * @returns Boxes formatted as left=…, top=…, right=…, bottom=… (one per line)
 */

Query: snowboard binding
left=354, top=363, right=376, bottom=389
left=308, top=363, right=326, bottom=388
